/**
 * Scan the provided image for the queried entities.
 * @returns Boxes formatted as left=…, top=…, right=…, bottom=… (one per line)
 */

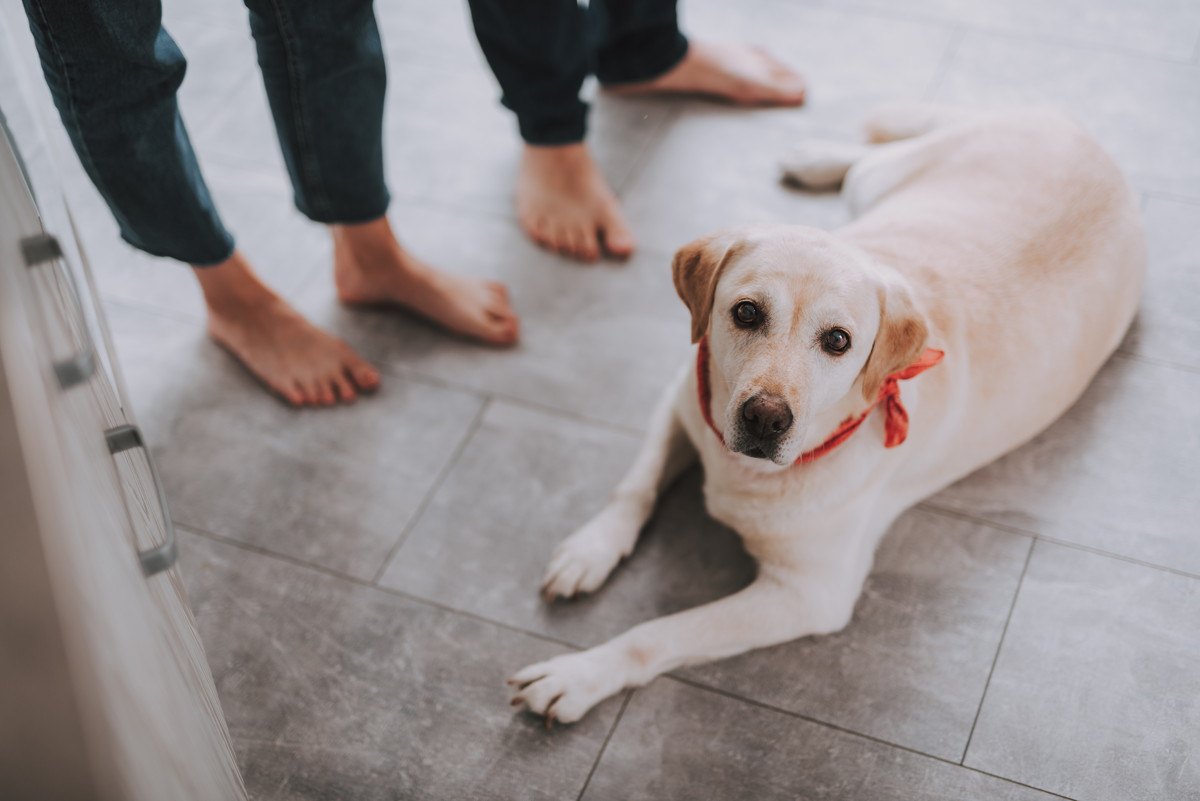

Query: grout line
left=575, top=690, right=634, bottom=801
left=177, top=521, right=586, bottom=652
left=1113, top=348, right=1200, bottom=376
left=104, top=289, right=656, bottom=439
left=940, top=24, right=1198, bottom=65
left=922, top=25, right=966, bottom=101
left=187, top=510, right=1077, bottom=799
left=369, top=396, right=492, bottom=584
left=917, top=502, right=1200, bottom=582
left=613, top=105, right=680, bottom=198
left=102, top=294, right=207, bottom=326
left=1141, top=188, right=1200, bottom=208
left=376, top=361, right=648, bottom=438
left=959, top=536, right=1035, bottom=764
left=181, top=517, right=1083, bottom=798
left=662, top=674, right=1077, bottom=800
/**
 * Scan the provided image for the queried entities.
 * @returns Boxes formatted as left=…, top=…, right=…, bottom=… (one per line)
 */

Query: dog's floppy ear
left=672, top=233, right=743, bottom=343
left=860, top=278, right=929, bottom=400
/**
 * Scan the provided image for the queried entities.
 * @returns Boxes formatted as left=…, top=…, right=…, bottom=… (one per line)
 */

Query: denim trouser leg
left=592, top=0, right=689, bottom=87
left=466, top=0, right=687, bottom=146
left=243, top=0, right=390, bottom=224
left=21, top=0, right=236, bottom=264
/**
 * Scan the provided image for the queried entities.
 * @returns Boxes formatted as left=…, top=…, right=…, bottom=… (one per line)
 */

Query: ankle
left=332, top=217, right=427, bottom=281
left=193, top=251, right=281, bottom=317
left=331, top=215, right=393, bottom=249
left=523, top=141, right=590, bottom=165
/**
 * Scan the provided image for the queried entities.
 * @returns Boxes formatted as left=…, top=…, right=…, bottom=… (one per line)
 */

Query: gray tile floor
left=15, top=0, right=1200, bottom=798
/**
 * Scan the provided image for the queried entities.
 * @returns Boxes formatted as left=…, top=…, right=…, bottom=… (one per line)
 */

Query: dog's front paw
left=540, top=508, right=637, bottom=601
left=508, top=650, right=625, bottom=726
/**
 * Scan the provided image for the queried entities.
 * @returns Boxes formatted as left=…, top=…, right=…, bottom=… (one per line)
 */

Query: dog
left=507, top=104, right=1145, bottom=725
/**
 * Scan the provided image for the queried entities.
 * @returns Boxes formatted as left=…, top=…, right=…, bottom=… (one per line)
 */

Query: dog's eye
left=822, top=328, right=851, bottom=354
left=733, top=301, right=761, bottom=328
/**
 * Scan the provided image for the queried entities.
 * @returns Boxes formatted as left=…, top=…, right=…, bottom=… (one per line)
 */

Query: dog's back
left=841, top=107, right=1145, bottom=487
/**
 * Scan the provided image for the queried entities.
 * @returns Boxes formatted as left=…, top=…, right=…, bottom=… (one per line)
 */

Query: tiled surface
left=378, top=401, right=756, bottom=646
left=1122, top=197, right=1200, bottom=370
left=965, top=542, right=1200, bottom=800
left=7, top=0, right=1199, bottom=797
left=583, top=680, right=1059, bottom=801
left=933, top=33, right=1200, bottom=197
left=825, top=0, right=1200, bottom=59
left=180, top=530, right=623, bottom=800
left=929, top=355, right=1200, bottom=577
left=296, top=205, right=693, bottom=431
left=681, top=509, right=1033, bottom=761
left=108, top=306, right=485, bottom=581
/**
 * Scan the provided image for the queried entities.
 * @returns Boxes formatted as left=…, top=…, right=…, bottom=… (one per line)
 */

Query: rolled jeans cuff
left=596, top=31, right=689, bottom=87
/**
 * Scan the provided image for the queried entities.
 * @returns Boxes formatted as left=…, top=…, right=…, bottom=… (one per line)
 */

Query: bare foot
left=332, top=217, right=519, bottom=346
left=517, top=143, right=636, bottom=263
left=194, top=252, right=381, bottom=407
left=605, top=41, right=806, bottom=106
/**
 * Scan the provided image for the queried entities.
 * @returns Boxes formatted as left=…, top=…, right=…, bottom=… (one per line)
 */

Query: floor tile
left=681, top=509, right=1032, bottom=760
left=965, top=541, right=1200, bottom=801
left=1121, top=197, right=1200, bottom=370
left=583, top=680, right=1058, bottom=801
left=620, top=110, right=852, bottom=255
left=378, top=400, right=756, bottom=645
left=107, top=304, right=486, bottom=581
left=934, top=34, right=1200, bottom=198
left=929, top=354, right=1200, bottom=575
left=297, top=203, right=694, bottom=431
left=825, top=0, right=1200, bottom=59
left=179, top=531, right=622, bottom=801
left=681, top=0, right=956, bottom=133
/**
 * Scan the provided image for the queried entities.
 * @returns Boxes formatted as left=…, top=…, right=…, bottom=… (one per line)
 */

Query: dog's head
left=673, top=225, right=928, bottom=468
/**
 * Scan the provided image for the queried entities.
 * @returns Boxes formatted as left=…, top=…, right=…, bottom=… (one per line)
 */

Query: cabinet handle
left=21, top=233, right=97, bottom=389
left=105, top=424, right=177, bottom=576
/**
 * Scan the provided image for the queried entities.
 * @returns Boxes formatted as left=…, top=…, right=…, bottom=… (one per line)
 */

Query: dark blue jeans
left=467, top=0, right=688, bottom=145
left=21, top=0, right=390, bottom=265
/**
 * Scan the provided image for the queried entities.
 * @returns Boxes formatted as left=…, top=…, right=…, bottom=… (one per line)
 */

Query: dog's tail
left=863, top=102, right=972, bottom=144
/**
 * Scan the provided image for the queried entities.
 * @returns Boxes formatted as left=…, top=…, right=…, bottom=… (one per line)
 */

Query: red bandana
left=695, top=336, right=944, bottom=465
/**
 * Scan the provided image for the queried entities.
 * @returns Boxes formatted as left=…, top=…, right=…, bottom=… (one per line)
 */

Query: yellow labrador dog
left=508, top=105, right=1145, bottom=725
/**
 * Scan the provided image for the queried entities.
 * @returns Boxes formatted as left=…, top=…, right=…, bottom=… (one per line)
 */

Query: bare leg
left=332, top=216, right=520, bottom=346
left=197, top=252, right=380, bottom=407
left=511, top=567, right=859, bottom=724
left=541, top=376, right=695, bottom=600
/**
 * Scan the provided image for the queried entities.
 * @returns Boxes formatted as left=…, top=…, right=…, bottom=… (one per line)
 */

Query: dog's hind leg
left=863, top=102, right=972, bottom=143
left=780, top=140, right=873, bottom=191
left=540, top=368, right=696, bottom=601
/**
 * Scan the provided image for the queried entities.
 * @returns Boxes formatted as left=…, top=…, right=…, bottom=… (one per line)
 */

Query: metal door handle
left=21, top=233, right=96, bottom=389
left=105, top=424, right=177, bottom=576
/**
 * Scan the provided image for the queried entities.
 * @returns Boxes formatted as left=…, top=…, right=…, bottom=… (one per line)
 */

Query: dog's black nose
left=741, top=395, right=793, bottom=440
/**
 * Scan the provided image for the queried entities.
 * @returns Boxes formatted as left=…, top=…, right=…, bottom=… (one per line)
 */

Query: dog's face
left=673, top=225, right=928, bottom=468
